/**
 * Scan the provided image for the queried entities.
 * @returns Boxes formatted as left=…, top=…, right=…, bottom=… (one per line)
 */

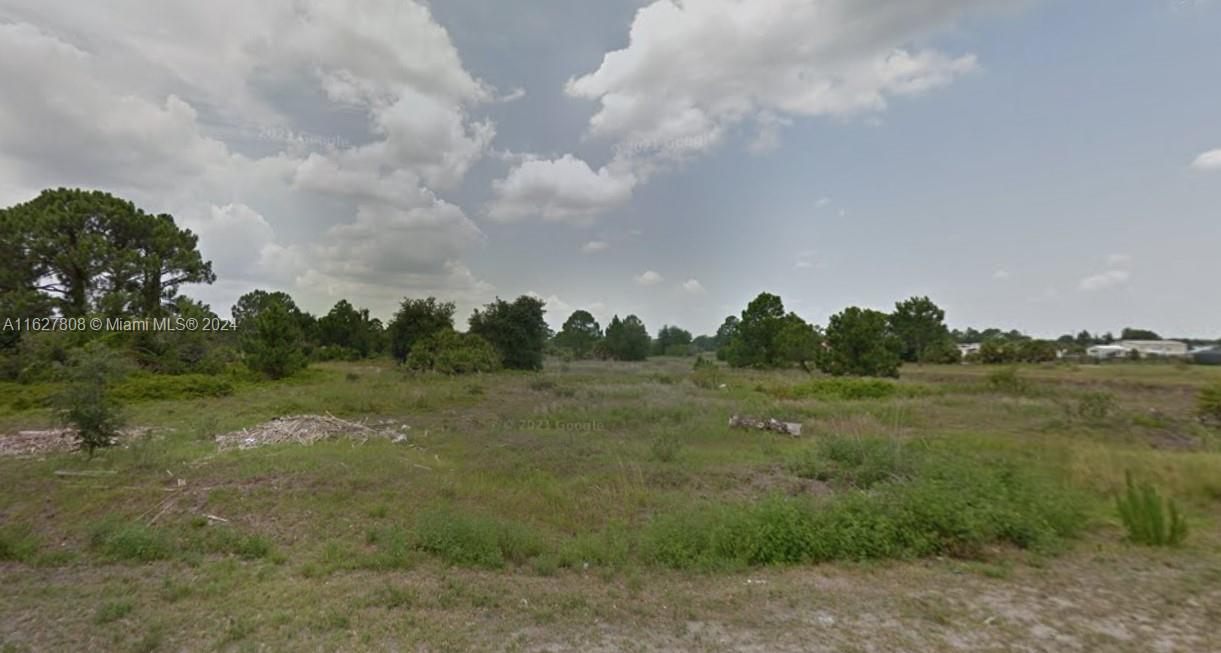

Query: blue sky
left=1, top=0, right=1218, bottom=337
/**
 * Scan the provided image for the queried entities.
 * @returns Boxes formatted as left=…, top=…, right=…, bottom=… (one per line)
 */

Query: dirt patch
left=213, top=414, right=412, bottom=451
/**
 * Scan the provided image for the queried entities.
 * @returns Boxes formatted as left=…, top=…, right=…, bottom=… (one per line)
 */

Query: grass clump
left=789, top=435, right=916, bottom=488
left=191, top=525, right=274, bottom=560
left=1074, top=391, right=1115, bottom=422
left=93, top=600, right=134, bottom=624
left=0, top=523, right=39, bottom=562
left=646, top=448, right=1084, bottom=569
left=986, top=367, right=1028, bottom=394
left=111, top=373, right=235, bottom=402
left=89, top=518, right=175, bottom=562
left=1116, top=471, right=1188, bottom=546
left=1197, top=384, right=1221, bottom=423
left=413, top=507, right=544, bottom=569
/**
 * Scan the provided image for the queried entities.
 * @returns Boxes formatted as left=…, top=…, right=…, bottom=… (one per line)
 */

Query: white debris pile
left=0, top=427, right=151, bottom=457
left=728, top=414, right=803, bottom=437
left=214, top=414, right=410, bottom=451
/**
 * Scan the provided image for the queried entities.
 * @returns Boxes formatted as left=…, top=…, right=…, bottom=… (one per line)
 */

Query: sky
left=0, top=0, right=1218, bottom=338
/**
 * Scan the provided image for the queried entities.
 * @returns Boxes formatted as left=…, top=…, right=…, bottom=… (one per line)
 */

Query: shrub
left=111, top=373, right=235, bottom=402
left=413, top=508, right=544, bottom=568
left=986, top=367, right=1028, bottom=394
left=770, top=377, right=898, bottom=401
left=53, top=343, right=131, bottom=455
left=1116, top=471, right=1188, bottom=546
left=789, top=435, right=915, bottom=488
left=1075, top=391, right=1114, bottom=422
left=649, top=435, right=681, bottom=463
left=0, top=523, right=39, bottom=562
left=1197, top=384, right=1221, bottom=423
left=689, top=365, right=724, bottom=390
left=94, top=600, right=133, bottom=624
left=406, top=330, right=501, bottom=374
left=89, top=518, right=174, bottom=562
left=646, top=450, right=1083, bottom=569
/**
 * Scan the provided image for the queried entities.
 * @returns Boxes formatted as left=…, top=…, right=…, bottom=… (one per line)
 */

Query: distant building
left=1086, top=344, right=1130, bottom=359
left=1117, top=340, right=1188, bottom=357
left=957, top=343, right=981, bottom=357
left=1192, top=347, right=1221, bottom=366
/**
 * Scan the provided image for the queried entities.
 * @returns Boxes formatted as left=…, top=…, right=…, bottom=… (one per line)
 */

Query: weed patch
left=1116, top=471, right=1188, bottom=546
left=413, top=507, right=544, bottom=569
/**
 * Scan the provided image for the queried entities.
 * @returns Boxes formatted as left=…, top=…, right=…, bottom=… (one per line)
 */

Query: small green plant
left=789, top=435, right=915, bottom=488
left=1116, top=471, right=1188, bottom=546
left=769, top=377, right=901, bottom=400
left=93, top=600, right=133, bottom=624
left=689, top=366, right=724, bottom=389
left=649, top=435, right=681, bottom=463
left=986, top=367, right=1027, bottom=394
left=1075, top=391, right=1115, bottom=422
left=54, top=343, right=132, bottom=456
left=1197, top=384, right=1221, bottom=423
left=413, top=508, right=543, bottom=569
left=88, top=518, right=174, bottom=562
left=0, top=523, right=39, bottom=562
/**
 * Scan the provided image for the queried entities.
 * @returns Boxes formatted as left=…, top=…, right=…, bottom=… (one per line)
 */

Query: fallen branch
left=53, top=469, right=118, bottom=478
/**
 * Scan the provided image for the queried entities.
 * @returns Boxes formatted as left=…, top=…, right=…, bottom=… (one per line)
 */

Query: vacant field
left=2, top=359, right=1220, bottom=652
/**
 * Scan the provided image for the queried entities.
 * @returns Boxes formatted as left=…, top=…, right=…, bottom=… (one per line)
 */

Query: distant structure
left=1192, top=347, right=1221, bottom=366
left=1087, top=340, right=1188, bottom=359
left=957, top=343, right=981, bottom=357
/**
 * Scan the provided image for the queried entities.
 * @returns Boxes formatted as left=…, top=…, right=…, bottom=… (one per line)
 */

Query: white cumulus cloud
left=1190, top=148, right=1221, bottom=171
left=681, top=279, right=706, bottom=294
left=635, top=270, right=664, bottom=286
left=486, top=155, right=637, bottom=224
left=581, top=240, right=610, bottom=253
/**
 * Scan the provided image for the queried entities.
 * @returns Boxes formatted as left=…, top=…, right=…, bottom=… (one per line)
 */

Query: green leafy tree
left=725, top=292, right=787, bottom=368
left=918, top=339, right=962, bottom=364
left=387, top=297, right=455, bottom=362
left=653, top=325, right=694, bottom=356
left=2, top=189, right=213, bottom=317
left=240, top=299, right=307, bottom=379
left=1120, top=328, right=1161, bottom=341
left=889, top=296, right=949, bottom=362
left=775, top=313, right=823, bottom=372
left=553, top=310, right=603, bottom=359
left=406, top=330, right=501, bottom=374
left=317, top=299, right=379, bottom=358
left=468, top=295, right=549, bottom=370
left=818, top=307, right=902, bottom=377
left=604, top=314, right=651, bottom=361
left=714, top=315, right=740, bottom=361
left=53, top=343, right=132, bottom=457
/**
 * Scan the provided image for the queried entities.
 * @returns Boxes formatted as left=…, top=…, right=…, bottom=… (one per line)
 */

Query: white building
left=1087, top=340, right=1188, bottom=359
left=1117, top=340, right=1188, bottom=357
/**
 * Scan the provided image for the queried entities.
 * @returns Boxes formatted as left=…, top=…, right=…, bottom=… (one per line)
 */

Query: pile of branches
left=0, top=427, right=150, bottom=457
left=728, top=414, right=803, bottom=437
left=214, top=413, right=409, bottom=451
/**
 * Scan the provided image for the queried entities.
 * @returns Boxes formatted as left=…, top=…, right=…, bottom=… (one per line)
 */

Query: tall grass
left=1115, top=471, right=1188, bottom=546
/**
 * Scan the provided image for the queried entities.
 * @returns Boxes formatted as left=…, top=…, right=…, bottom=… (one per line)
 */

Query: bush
left=689, top=366, right=724, bottom=390
left=789, top=435, right=915, bottom=488
left=1074, top=391, right=1114, bottom=422
left=645, top=448, right=1083, bottom=569
left=413, top=508, right=544, bottom=569
left=406, top=330, right=501, bottom=374
left=111, top=373, right=235, bottom=402
left=53, top=343, right=131, bottom=455
left=1197, top=384, right=1221, bottom=423
left=0, top=523, right=39, bottom=562
left=769, top=377, right=898, bottom=401
left=986, top=367, right=1028, bottom=394
left=1116, top=471, right=1188, bottom=546
left=89, top=518, right=175, bottom=562
left=468, top=296, right=548, bottom=370
left=649, top=435, right=682, bottom=463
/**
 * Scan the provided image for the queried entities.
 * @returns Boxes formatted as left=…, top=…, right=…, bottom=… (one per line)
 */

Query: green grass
left=1, top=358, right=1219, bottom=650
